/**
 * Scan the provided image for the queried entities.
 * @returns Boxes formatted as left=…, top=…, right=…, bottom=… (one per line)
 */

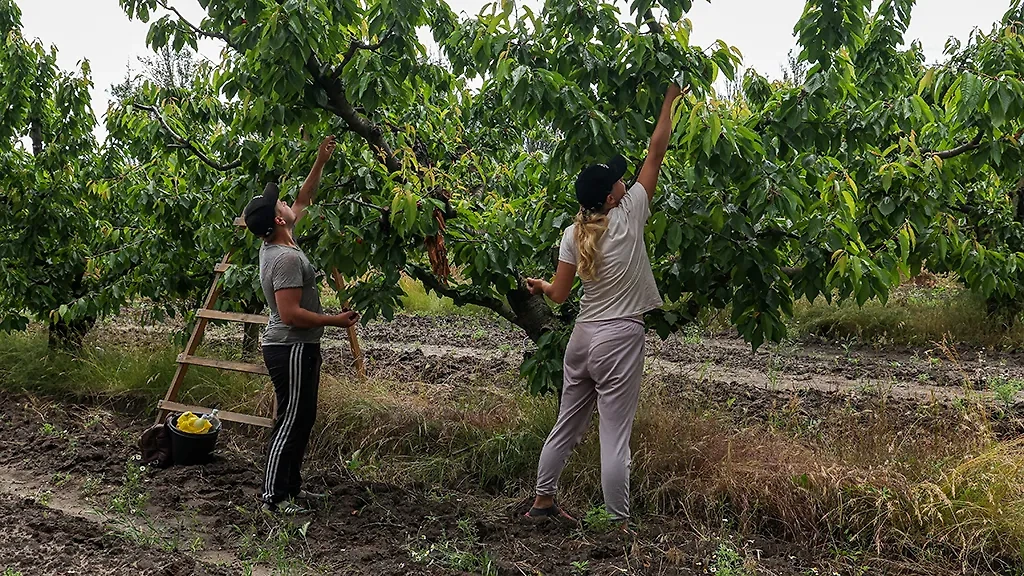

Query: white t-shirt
left=558, top=182, right=663, bottom=323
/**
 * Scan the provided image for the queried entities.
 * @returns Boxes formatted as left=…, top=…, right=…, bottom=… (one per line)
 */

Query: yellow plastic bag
left=176, top=411, right=212, bottom=434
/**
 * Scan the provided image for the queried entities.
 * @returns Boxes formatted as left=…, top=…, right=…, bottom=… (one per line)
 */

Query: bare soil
left=0, top=393, right=808, bottom=575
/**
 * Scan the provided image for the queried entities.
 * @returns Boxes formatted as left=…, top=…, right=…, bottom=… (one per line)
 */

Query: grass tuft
left=790, top=279, right=1024, bottom=349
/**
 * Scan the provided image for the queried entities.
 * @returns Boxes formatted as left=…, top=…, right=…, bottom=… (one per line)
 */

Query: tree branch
left=334, top=32, right=396, bottom=79
left=406, top=264, right=517, bottom=325
left=133, top=103, right=243, bottom=171
left=157, top=0, right=241, bottom=52
left=928, top=131, right=984, bottom=160
left=320, top=195, right=387, bottom=212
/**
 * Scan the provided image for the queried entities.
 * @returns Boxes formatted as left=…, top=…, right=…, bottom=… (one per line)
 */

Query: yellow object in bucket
left=176, top=411, right=212, bottom=434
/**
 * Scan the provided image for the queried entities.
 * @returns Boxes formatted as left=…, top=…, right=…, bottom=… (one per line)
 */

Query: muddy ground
left=5, top=312, right=1024, bottom=574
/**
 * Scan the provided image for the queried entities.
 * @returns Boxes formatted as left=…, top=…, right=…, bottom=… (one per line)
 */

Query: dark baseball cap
left=243, top=182, right=281, bottom=238
left=575, top=154, right=627, bottom=212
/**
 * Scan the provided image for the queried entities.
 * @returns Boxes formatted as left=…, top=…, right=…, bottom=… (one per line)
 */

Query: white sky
left=16, top=0, right=1010, bottom=138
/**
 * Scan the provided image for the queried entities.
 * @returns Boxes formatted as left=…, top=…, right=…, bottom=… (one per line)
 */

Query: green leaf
left=710, top=204, right=724, bottom=232
left=667, top=223, right=682, bottom=252
left=649, top=212, right=668, bottom=243
left=403, top=192, right=418, bottom=235
left=708, top=112, right=721, bottom=150
left=917, top=68, right=934, bottom=96
left=841, top=190, right=857, bottom=217
left=898, top=229, right=910, bottom=262
left=879, top=197, right=895, bottom=216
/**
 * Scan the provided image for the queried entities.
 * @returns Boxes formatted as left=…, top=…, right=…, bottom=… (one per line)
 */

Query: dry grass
left=278, top=368, right=1024, bottom=571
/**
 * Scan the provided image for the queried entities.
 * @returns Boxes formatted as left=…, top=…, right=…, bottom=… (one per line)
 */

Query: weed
left=582, top=506, right=614, bottom=533
left=988, top=376, right=1024, bottom=409
left=472, top=328, right=488, bottom=341
left=765, top=353, right=782, bottom=389
left=51, top=472, right=71, bottom=487
left=571, top=560, right=591, bottom=575
left=711, top=543, right=750, bottom=576
left=36, top=490, right=53, bottom=507
left=681, top=324, right=703, bottom=345
left=237, top=521, right=306, bottom=574
left=40, top=422, right=64, bottom=437
left=3, top=570, right=24, bottom=576
left=409, top=538, right=498, bottom=576
left=109, top=456, right=148, bottom=516
left=81, top=476, right=100, bottom=497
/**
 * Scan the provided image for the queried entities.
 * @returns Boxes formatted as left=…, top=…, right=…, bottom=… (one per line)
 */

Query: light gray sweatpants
left=535, top=317, right=646, bottom=521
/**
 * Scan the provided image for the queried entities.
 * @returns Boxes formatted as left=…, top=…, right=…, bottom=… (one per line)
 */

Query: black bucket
left=167, top=413, right=221, bottom=466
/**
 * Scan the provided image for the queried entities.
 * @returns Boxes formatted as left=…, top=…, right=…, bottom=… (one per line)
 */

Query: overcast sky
left=16, top=0, right=1010, bottom=136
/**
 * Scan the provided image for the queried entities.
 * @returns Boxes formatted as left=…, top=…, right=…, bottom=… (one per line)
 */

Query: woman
left=524, top=80, right=684, bottom=525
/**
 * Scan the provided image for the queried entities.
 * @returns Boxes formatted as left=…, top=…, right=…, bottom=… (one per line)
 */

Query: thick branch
left=306, top=57, right=403, bottom=173
left=643, top=8, right=664, bottom=35
left=407, top=264, right=517, bottom=325
left=133, top=103, right=242, bottom=171
left=928, top=131, right=984, bottom=160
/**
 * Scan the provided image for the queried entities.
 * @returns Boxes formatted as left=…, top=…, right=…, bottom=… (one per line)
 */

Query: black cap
left=575, top=154, right=627, bottom=212
left=243, top=182, right=281, bottom=238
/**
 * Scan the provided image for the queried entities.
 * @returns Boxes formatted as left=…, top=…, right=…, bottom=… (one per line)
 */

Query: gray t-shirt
left=558, top=182, right=663, bottom=323
left=259, top=242, right=324, bottom=344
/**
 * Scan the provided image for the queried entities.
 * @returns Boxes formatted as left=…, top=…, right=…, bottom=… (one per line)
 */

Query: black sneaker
left=262, top=500, right=309, bottom=515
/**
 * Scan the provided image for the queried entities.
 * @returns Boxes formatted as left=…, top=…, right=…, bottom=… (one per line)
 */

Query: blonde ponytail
left=574, top=209, right=609, bottom=282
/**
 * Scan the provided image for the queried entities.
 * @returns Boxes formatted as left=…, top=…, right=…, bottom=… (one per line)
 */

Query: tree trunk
left=48, top=316, right=96, bottom=353
left=504, top=284, right=565, bottom=343
left=30, top=117, right=43, bottom=156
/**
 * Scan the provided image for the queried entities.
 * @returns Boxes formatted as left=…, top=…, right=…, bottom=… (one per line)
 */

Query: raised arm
left=291, top=135, right=336, bottom=226
left=635, top=83, right=684, bottom=202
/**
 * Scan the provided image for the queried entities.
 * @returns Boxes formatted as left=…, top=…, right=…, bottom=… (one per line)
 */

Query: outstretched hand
left=335, top=309, right=360, bottom=328
left=316, top=135, right=337, bottom=165
left=525, top=278, right=547, bottom=296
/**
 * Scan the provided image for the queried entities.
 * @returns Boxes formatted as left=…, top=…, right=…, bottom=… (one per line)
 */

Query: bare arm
left=636, top=83, right=684, bottom=202
left=525, top=261, right=577, bottom=304
left=275, top=288, right=358, bottom=328
left=291, top=135, right=337, bottom=226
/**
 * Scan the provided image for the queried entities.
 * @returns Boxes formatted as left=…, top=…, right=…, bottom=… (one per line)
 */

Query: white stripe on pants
left=262, top=343, right=303, bottom=503
left=535, top=317, right=646, bottom=521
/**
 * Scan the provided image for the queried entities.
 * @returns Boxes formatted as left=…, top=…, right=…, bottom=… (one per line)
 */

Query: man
left=242, top=134, right=360, bottom=514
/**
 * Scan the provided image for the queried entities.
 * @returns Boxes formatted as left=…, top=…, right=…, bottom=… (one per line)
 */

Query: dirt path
left=0, top=393, right=814, bottom=576
left=97, top=311, right=1024, bottom=406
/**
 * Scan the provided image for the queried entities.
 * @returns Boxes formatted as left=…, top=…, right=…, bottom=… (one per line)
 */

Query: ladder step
left=197, top=309, right=269, bottom=325
left=214, top=263, right=232, bottom=273
left=158, top=400, right=274, bottom=428
left=177, top=354, right=269, bottom=375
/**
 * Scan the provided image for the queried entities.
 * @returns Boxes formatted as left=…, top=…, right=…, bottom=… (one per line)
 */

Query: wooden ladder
left=155, top=217, right=366, bottom=427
